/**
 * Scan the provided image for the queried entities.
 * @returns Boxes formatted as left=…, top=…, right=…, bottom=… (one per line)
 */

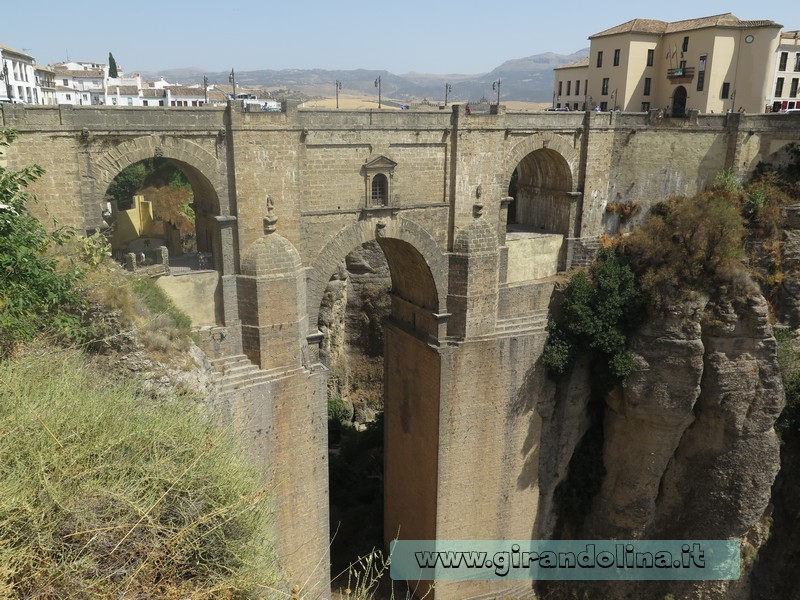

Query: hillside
left=139, top=48, right=589, bottom=103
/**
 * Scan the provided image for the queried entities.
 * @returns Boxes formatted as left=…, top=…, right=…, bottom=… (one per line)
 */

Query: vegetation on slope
left=0, top=129, right=278, bottom=597
left=0, top=351, right=277, bottom=598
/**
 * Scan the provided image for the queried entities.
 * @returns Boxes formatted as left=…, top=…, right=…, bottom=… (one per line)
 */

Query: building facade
left=0, top=44, right=39, bottom=104
left=771, top=30, right=800, bottom=111
left=553, top=58, right=589, bottom=110
left=555, top=13, right=787, bottom=115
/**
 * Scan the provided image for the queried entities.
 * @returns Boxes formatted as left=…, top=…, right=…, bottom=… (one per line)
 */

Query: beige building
left=553, top=58, right=589, bottom=110
left=555, top=13, right=785, bottom=115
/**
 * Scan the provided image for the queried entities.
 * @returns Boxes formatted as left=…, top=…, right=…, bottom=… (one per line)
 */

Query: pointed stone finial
left=264, top=194, right=278, bottom=234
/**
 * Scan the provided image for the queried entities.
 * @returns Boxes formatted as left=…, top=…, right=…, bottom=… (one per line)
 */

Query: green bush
left=0, top=351, right=277, bottom=598
left=0, top=129, right=85, bottom=356
left=775, top=328, right=800, bottom=440
left=542, top=248, right=645, bottom=391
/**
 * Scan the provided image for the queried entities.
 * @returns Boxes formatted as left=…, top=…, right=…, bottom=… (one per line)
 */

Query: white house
left=0, top=44, right=39, bottom=104
left=53, top=62, right=106, bottom=105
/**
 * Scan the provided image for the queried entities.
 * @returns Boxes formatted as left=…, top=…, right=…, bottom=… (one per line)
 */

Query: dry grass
left=0, top=350, right=279, bottom=598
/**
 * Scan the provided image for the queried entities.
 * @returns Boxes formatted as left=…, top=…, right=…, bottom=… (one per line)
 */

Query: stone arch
left=503, top=134, right=579, bottom=236
left=306, top=216, right=447, bottom=324
left=92, top=135, right=226, bottom=217
left=92, top=135, right=228, bottom=267
left=502, top=132, right=580, bottom=193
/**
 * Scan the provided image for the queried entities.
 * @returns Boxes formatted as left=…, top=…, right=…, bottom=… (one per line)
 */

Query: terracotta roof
left=54, top=67, right=105, bottom=78
left=142, top=88, right=165, bottom=98
left=554, top=57, right=590, bottom=70
left=590, top=19, right=668, bottom=38
left=591, top=13, right=781, bottom=38
left=34, top=64, right=54, bottom=73
left=166, top=85, right=206, bottom=97
left=112, top=86, right=139, bottom=95
left=782, top=30, right=800, bottom=39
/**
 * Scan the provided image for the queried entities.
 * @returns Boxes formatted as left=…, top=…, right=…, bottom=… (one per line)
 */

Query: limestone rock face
left=568, top=292, right=784, bottom=600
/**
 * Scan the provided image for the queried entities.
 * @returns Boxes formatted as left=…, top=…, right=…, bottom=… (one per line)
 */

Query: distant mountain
left=138, top=49, right=589, bottom=103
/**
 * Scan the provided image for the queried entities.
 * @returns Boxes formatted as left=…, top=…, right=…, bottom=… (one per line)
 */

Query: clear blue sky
left=3, top=1, right=795, bottom=75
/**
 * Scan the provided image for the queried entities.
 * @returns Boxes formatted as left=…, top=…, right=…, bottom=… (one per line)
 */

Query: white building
left=770, top=30, right=800, bottom=111
left=53, top=62, right=106, bottom=105
left=0, top=44, right=39, bottom=104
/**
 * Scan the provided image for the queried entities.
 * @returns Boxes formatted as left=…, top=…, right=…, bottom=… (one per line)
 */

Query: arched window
left=371, top=173, right=388, bottom=206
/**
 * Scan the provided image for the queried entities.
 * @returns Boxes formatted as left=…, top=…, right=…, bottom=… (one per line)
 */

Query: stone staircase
left=494, top=308, right=550, bottom=337
left=209, top=354, right=274, bottom=394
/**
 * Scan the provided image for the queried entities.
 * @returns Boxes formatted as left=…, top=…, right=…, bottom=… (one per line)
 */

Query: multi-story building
left=554, top=13, right=787, bottom=115
left=553, top=58, right=588, bottom=110
left=35, top=65, right=56, bottom=104
left=770, top=30, right=800, bottom=111
left=1, top=44, right=39, bottom=104
left=53, top=62, right=107, bottom=105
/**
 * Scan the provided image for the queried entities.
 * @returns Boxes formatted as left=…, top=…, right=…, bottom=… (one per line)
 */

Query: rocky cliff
left=538, top=290, right=785, bottom=600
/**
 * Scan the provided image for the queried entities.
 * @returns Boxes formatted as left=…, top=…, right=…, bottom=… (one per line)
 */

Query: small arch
left=506, top=147, right=574, bottom=235
left=503, top=132, right=579, bottom=191
left=92, top=136, right=227, bottom=217
left=93, top=136, right=227, bottom=271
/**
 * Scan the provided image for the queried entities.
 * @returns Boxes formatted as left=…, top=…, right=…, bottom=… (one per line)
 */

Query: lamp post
left=228, top=68, right=236, bottom=100
left=492, top=78, right=501, bottom=105
left=730, top=89, right=737, bottom=113
left=374, top=76, right=381, bottom=109
left=444, top=83, right=452, bottom=106
left=1, top=60, right=12, bottom=103
left=335, top=79, right=342, bottom=109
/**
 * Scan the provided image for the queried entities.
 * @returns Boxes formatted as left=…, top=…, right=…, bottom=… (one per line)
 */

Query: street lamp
left=492, top=78, right=501, bottom=105
left=0, top=60, right=12, bottom=103
left=374, top=76, right=381, bottom=109
left=445, top=83, right=452, bottom=106
left=335, top=79, right=342, bottom=109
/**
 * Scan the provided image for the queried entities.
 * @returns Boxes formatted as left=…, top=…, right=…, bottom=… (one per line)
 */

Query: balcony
left=667, top=67, right=695, bottom=80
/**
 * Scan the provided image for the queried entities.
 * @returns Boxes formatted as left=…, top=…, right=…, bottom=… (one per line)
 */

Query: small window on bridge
left=371, top=174, right=388, bottom=206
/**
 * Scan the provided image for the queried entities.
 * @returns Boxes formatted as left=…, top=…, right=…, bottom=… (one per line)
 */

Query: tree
left=108, top=52, right=118, bottom=78
left=0, top=129, right=84, bottom=355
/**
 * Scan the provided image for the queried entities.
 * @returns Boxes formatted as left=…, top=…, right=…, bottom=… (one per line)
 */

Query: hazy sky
left=3, top=1, right=795, bottom=75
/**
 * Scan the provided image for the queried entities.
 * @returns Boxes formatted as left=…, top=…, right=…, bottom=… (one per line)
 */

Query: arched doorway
left=672, top=86, right=688, bottom=118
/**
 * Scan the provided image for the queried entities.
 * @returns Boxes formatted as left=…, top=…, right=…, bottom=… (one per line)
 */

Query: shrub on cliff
left=0, top=350, right=278, bottom=598
left=542, top=247, right=645, bottom=390
left=619, top=189, right=748, bottom=309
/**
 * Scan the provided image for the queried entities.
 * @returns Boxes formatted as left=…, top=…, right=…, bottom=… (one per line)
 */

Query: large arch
left=308, top=216, right=447, bottom=578
left=306, top=216, right=448, bottom=324
left=503, top=134, right=579, bottom=236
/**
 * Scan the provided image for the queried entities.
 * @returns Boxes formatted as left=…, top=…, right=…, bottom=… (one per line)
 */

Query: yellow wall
left=111, top=194, right=155, bottom=246
left=584, top=23, right=782, bottom=114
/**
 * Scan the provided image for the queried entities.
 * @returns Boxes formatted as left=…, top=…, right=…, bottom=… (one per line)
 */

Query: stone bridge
left=2, top=102, right=799, bottom=599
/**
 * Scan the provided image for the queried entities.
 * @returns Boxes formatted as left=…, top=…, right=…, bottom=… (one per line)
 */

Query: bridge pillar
left=446, top=204, right=499, bottom=338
